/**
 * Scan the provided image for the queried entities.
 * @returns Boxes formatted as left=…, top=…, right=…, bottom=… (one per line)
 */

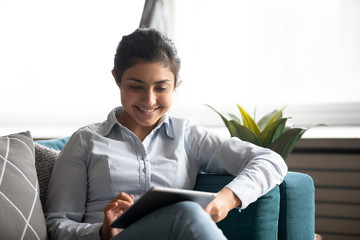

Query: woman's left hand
left=204, top=188, right=241, bottom=223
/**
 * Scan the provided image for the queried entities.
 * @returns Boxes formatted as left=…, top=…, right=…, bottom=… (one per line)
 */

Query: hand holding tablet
left=110, top=187, right=217, bottom=229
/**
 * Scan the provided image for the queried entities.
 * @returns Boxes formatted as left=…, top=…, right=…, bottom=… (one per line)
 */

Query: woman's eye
left=130, top=86, right=142, bottom=90
left=156, top=87, right=168, bottom=92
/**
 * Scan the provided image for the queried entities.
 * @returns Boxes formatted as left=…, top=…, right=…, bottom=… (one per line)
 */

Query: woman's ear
left=112, top=70, right=121, bottom=87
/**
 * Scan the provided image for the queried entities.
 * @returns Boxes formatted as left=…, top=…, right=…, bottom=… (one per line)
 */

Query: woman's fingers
left=104, top=201, right=118, bottom=212
left=104, top=200, right=132, bottom=217
left=114, top=198, right=133, bottom=211
left=114, top=192, right=134, bottom=203
left=104, top=192, right=135, bottom=217
left=204, top=201, right=226, bottom=223
left=204, top=188, right=241, bottom=222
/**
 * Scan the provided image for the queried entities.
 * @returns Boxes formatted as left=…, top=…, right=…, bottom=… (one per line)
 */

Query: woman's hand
left=204, top=188, right=241, bottom=223
left=100, top=192, right=134, bottom=240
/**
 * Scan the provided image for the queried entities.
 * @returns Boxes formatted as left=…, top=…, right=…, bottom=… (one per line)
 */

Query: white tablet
left=110, top=186, right=217, bottom=229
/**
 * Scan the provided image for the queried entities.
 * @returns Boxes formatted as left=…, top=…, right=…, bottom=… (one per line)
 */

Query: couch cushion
left=34, top=143, right=60, bottom=207
left=194, top=173, right=280, bottom=240
left=36, top=136, right=70, bottom=151
left=0, top=131, right=48, bottom=240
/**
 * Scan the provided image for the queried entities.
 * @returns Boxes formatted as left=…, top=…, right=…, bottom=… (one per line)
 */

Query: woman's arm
left=45, top=131, right=102, bottom=240
left=186, top=122, right=287, bottom=215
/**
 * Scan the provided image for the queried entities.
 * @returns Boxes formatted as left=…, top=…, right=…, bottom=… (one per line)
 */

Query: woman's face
left=116, top=61, right=175, bottom=132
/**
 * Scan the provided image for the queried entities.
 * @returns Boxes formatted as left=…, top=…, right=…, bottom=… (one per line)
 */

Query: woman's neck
left=117, top=113, right=156, bottom=142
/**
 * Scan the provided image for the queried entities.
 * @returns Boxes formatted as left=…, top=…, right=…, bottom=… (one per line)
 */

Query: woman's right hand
left=100, top=192, right=134, bottom=240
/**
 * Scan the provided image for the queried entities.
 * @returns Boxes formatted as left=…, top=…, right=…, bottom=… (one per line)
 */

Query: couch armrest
left=194, top=173, right=280, bottom=240
left=278, top=171, right=315, bottom=240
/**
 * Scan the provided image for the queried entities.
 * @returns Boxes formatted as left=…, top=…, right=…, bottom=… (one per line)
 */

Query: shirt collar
left=98, top=107, right=175, bottom=139
left=155, top=114, right=175, bottom=139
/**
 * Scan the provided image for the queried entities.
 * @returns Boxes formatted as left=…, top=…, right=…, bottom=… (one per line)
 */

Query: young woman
left=45, top=28, right=287, bottom=240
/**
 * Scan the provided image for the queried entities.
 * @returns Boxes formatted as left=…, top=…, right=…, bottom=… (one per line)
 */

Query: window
left=0, top=0, right=144, bottom=137
left=171, top=0, right=360, bottom=128
left=1, top=0, right=359, bottom=138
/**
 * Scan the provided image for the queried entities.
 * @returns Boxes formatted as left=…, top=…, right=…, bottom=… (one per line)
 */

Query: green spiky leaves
left=207, top=105, right=307, bottom=160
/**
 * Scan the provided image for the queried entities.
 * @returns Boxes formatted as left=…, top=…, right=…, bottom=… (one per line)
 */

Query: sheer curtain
left=139, top=0, right=176, bottom=39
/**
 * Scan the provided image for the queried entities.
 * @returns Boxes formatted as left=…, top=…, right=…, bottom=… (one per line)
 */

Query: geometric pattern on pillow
left=0, top=131, right=48, bottom=240
left=34, top=143, right=60, bottom=207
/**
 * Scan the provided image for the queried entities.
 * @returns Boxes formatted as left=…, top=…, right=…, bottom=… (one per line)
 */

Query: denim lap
left=111, top=201, right=227, bottom=240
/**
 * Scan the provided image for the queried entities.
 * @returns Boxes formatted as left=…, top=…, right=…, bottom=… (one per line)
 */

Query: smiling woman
left=42, top=27, right=288, bottom=240
left=111, top=28, right=180, bottom=141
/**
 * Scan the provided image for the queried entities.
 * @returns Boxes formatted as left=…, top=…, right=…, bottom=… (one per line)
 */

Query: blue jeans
left=111, top=201, right=227, bottom=240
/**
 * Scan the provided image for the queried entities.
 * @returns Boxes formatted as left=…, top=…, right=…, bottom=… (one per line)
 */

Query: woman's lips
left=137, top=106, right=159, bottom=113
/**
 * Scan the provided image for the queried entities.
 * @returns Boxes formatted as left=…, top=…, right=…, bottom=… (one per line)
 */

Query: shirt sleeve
left=185, top=121, right=288, bottom=210
left=44, top=130, right=102, bottom=240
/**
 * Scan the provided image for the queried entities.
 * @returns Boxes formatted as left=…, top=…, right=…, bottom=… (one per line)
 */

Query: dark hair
left=113, top=28, right=181, bottom=87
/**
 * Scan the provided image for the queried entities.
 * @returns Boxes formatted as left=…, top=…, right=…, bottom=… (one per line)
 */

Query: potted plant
left=207, top=104, right=307, bottom=160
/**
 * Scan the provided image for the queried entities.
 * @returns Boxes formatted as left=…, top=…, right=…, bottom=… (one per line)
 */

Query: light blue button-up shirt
left=45, top=107, right=287, bottom=240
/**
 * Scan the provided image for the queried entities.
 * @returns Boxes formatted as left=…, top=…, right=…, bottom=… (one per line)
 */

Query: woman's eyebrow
left=127, top=78, right=172, bottom=84
left=127, top=78, right=144, bottom=83
left=154, top=79, right=171, bottom=84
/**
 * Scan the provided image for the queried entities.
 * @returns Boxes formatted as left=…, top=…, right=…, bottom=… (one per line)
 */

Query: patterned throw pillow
left=34, top=142, right=60, bottom=207
left=0, top=131, right=48, bottom=240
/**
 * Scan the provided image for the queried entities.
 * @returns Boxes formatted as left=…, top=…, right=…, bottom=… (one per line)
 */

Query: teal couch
left=195, top=172, right=315, bottom=240
left=37, top=137, right=315, bottom=240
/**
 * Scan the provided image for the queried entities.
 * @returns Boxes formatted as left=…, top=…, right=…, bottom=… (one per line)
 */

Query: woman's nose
left=143, top=89, right=156, bottom=106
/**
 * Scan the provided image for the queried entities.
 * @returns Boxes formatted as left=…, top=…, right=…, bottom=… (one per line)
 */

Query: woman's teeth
left=139, top=107, right=156, bottom=112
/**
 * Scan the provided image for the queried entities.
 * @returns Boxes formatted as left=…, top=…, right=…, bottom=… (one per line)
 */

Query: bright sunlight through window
left=1, top=0, right=359, bottom=138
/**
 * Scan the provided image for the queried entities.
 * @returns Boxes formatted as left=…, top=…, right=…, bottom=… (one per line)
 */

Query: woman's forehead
left=122, top=62, right=175, bottom=84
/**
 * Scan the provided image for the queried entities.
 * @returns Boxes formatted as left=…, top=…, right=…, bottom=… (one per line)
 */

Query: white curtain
left=139, top=0, right=175, bottom=37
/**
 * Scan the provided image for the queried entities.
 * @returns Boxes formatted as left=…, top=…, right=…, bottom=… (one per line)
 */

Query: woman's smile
left=136, top=106, right=160, bottom=113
